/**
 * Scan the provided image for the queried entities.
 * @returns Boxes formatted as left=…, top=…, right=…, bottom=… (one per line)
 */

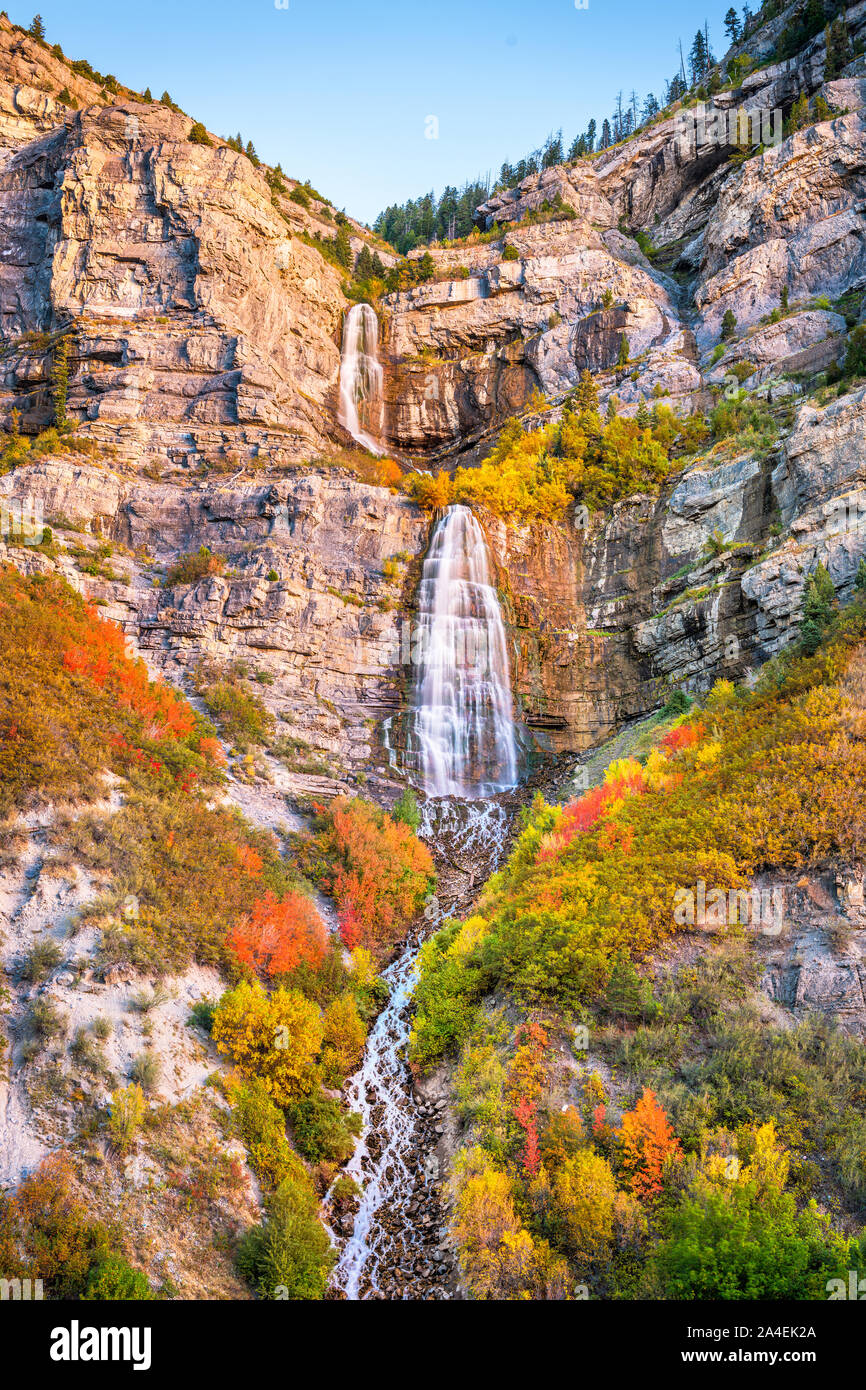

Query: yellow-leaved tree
left=212, top=979, right=323, bottom=1105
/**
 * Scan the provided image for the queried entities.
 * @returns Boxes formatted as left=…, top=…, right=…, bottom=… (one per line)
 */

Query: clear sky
left=23, top=0, right=734, bottom=225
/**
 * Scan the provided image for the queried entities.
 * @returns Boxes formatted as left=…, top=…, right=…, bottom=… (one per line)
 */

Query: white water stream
left=328, top=508, right=518, bottom=1299
left=338, top=302, right=383, bottom=454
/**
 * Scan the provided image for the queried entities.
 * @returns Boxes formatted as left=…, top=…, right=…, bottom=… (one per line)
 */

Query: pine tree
left=575, top=369, right=599, bottom=413
left=724, top=6, right=741, bottom=43
left=801, top=562, right=836, bottom=653
left=824, top=18, right=851, bottom=81
left=786, top=91, right=810, bottom=134
left=636, top=398, right=650, bottom=428
left=355, top=244, right=374, bottom=281
left=142, top=87, right=152, bottom=102
left=542, top=129, right=563, bottom=168
left=689, top=29, right=708, bottom=85
left=51, top=335, right=69, bottom=428
left=586, top=118, right=597, bottom=151
left=721, top=308, right=737, bottom=340
left=28, top=14, right=45, bottom=41
left=616, top=333, right=630, bottom=367
left=854, top=558, right=866, bottom=593
left=606, top=952, right=658, bottom=1023
left=332, top=224, right=352, bottom=270
left=160, top=91, right=172, bottom=107
left=245, top=140, right=260, bottom=167
left=600, top=118, right=612, bottom=148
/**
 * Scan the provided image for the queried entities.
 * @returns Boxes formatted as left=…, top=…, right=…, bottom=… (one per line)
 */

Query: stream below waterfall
left=326, top=801, right=513, bottom=1300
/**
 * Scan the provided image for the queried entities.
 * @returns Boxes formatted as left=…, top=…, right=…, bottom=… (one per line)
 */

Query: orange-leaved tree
left=618, top=1087, right=682, bottom=1200
left=308, top=797, right=433, bottom=951
left=228, top=889, right=328, bottom=978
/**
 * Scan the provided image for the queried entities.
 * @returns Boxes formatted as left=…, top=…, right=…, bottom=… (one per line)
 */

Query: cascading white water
left=410, top=504, right=518, bottom=798
left=326, top=505, right=519, bottom=1300
left=327, top=804, right=514, bottom=1301
left=338, top=302, right=383, bottom=454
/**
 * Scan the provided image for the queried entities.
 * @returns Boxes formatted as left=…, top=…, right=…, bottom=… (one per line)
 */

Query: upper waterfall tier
left=338, top=303, right=384, bottom=455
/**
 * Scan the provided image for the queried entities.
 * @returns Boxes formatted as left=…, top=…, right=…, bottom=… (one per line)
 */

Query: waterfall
left=327, top=504, right=519, bottom=1299
left=410, top=504, right=518, bottom=799
left=338, top=303, right=383, bottom=454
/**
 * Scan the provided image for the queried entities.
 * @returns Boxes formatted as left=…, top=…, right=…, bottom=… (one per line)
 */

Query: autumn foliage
left=0, top=1153, right=112, bottom=1298
left=63, top=609, right=195, bottom=740
left=413, top=619, right=866, bottom=1061
left=618, top=1088, right=683, bottom=1200
left=661, top=721, right=705, bottom=754
left=0, top=568, right=221, bottom=814
left=295, top=796, right=434, bottom=952
left=228, top=889, right=328, bottom=978
left=212, top=979, right=324, bottom=1105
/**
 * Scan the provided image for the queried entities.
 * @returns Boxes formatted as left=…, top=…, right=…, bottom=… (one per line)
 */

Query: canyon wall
left=1, top=7, right=866, bottom=778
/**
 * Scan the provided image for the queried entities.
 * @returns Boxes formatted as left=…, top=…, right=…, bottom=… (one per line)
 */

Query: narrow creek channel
left=326, top=801, right=513, bottom=1300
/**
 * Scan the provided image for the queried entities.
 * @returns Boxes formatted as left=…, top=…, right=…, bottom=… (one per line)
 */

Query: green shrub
left=501, top=244, right=520, bottom=261
left=844, top=325, right=866, bottom=378
left=130, top=1051, right=161, bottom=1093
left=188, top=998, right=216, bottom=1033
left=195, top=669, right=274, bottom=750
left=800, top=561, right=836, bottom=655
left=188, top=121, right=212, bottom=146
left=653, top=1186, right=859, bottom=1299
left=70, top=1027, right=106, bottom=1075
left=232, top=1077, right=306, bottom=1192
left=235, top=1178, right=335, bottom=1299
left=662, top=688, right=692, bottom=717
left=288, top=1092, right=361, bottom=1164
left=20, top=938, right=62, bottom=982
left=392, top=786, right=421, bottom=832
left=29, top=996, right=68, bottom=1040
left=129, top=984, right=170, bottom=1014
left=165, top=546, right=225, bottom=587
left=83, top=1254, right=156, bottom=1300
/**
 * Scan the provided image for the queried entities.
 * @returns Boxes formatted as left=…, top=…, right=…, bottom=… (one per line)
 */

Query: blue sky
left=24, top=0, right=734, bottom=224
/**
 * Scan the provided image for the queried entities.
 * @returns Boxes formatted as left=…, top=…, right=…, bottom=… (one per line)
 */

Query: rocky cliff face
left=0, top=15, right=367, bottom=469
left=375, top=4, right=866, bottom=451
left=0, top=6, right=865, bottom=772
